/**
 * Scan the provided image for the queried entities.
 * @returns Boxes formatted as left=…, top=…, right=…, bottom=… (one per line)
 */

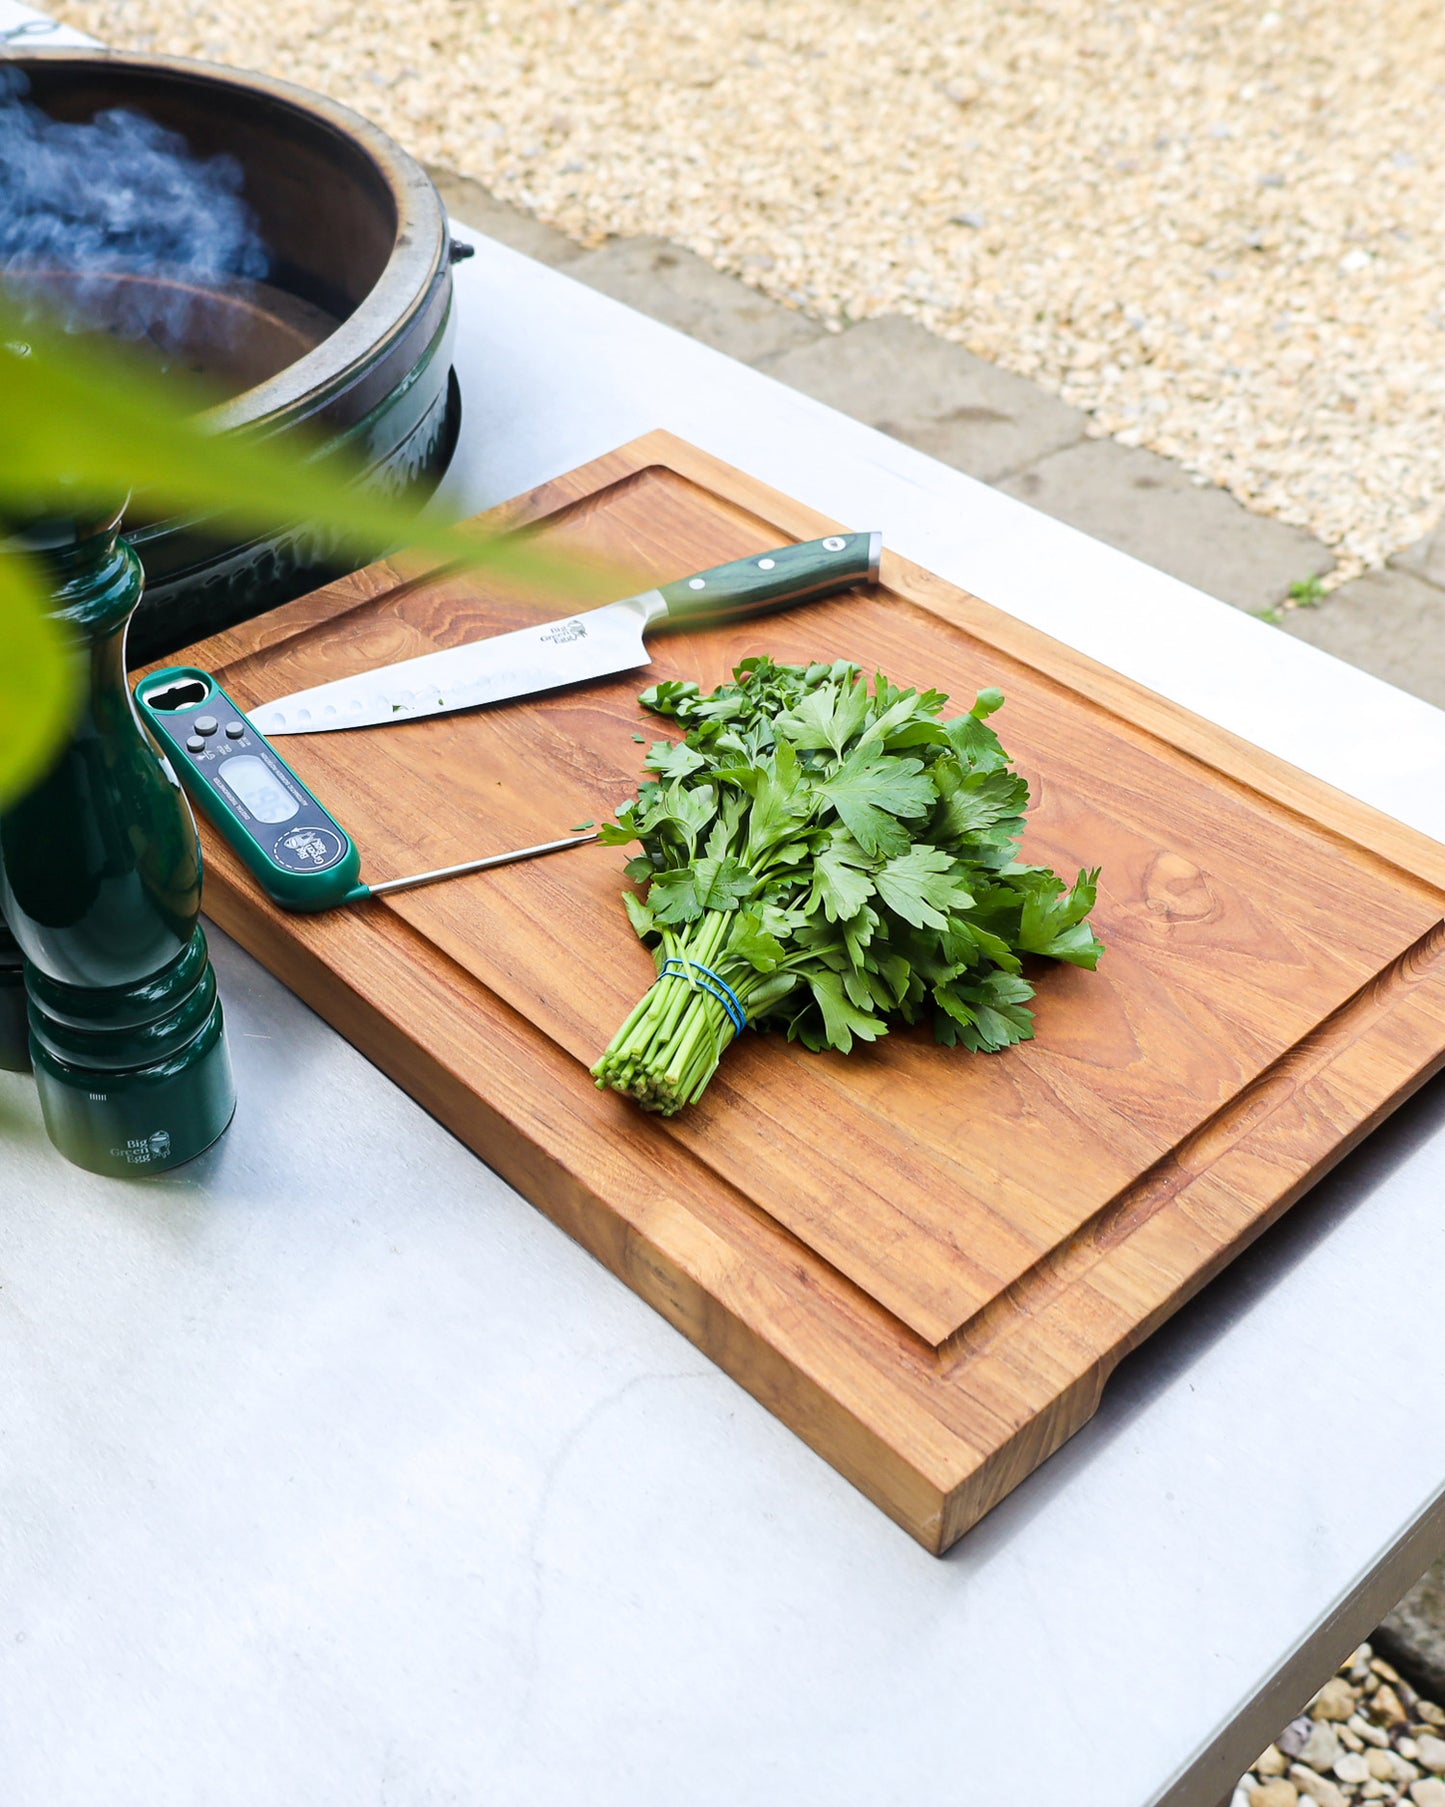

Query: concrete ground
left=434, top=166, right=1445, bottom=714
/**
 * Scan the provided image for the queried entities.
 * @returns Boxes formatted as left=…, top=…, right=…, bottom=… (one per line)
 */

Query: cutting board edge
left=198, top=878, right=978, bottom=1550
left=936, top=917, right=1445, bottom=1370
left=201, top=866, right=1445, bottom=1555
left=156, top=429, right=1445, bottom=1554
left=936, top=933, right=1445, bottom=1546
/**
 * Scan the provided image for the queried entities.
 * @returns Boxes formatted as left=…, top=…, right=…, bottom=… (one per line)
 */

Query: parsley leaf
left=809, top=841, right=876, bottom=922
left=817, top=753, right=935, bottom=858
left=804, top=971, right=887, bottom=1054
left=874, top=845, right=975, bottom=930
left=646, top=739, right=707, bottom=779
left=647, top=855, right=755, bottom=924
left=778, top=676, right=872, bottom=755
left=1017, top=868, right=1105, bottom=968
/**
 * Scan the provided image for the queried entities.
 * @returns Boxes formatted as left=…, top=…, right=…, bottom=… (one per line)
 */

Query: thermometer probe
left=135, top=667, right=598, bottom=913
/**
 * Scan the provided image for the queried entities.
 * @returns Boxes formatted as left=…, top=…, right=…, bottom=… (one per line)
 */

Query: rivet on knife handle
left=655, top=531, right=883, bottom=627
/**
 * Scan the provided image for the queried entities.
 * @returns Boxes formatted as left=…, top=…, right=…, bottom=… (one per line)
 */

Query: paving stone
left=758, top=315, right=1086, bottom=482
left=1375, top=1562, right=1445, bottom=1709
left=563, top=236, right=827, bottom=365
left=1393, top=523, right=1445, bottom=593
left=426, top=166, right=585, bottom=268
left=1280, top=569, right=1445, bottom=710
left=427, top=165, right=1346, bottom=646
left=999, top=439, right=1334, bottom=614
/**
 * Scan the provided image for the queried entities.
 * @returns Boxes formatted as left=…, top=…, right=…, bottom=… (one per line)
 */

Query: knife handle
left=656, top=532, right=882, bottom=626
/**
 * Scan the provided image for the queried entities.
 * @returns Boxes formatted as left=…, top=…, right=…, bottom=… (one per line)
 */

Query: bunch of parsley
left=592, top=657, right=1103, bottom=1115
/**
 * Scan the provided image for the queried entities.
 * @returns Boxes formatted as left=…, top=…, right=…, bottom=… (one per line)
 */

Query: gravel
left=42, top=0, right=1445, bottom=578
left=1243, top=1646, right=1445, bottom=1807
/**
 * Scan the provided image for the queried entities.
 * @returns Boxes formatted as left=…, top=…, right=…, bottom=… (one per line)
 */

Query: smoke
left=0, top=64, right=269, bottom=346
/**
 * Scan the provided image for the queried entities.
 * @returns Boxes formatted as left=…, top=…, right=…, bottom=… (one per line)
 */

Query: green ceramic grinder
left=0, top=918, right=29, bottom=1073
left=0, top=508, right=235, bottom=1177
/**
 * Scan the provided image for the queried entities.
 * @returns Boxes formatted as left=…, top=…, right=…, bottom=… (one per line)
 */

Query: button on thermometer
left=136, top=667, right=597, bottom=913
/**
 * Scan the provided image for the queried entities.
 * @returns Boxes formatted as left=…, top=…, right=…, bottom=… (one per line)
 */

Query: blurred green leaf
left=0, top=291, right=613, bottom=812
left=0, top=298, right=613, bottom=600
left=0, top=554, right=79, bottom=810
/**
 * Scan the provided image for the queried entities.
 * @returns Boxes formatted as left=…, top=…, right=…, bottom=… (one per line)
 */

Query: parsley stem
left=593, top=908, right=756, bottom=1114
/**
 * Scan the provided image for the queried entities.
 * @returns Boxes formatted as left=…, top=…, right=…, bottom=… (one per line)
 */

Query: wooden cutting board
left=159, top=431, right=1445, bottom=1552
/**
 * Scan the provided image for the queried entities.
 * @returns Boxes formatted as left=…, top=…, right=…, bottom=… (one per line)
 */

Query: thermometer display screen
left=215, top=754, right=299, bottom=824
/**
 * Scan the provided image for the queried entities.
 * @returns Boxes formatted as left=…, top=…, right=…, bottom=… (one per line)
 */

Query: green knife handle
left=656, top=531, right=882, bottom=626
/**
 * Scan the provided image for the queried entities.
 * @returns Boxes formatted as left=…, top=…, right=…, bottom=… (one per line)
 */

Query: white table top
left=7, top=25, right=1445, bottom=1803
left=0, top=0, right=88, bottom=48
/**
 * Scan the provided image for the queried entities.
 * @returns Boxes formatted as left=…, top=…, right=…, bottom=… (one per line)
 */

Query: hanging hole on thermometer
left=144, top=677, right=211, bottom=712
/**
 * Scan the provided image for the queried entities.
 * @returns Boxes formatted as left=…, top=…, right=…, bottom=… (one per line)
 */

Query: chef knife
left=248, top=531, right=883, bottom=736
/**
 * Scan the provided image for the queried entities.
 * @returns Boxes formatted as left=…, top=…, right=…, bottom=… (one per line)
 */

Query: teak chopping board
left=161, top=432, right=1445, bottom=1552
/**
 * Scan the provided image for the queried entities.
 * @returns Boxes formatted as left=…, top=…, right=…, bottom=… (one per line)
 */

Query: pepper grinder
left=0, top=507, right=235, bottom=1175
left=0, top=916, right=29, bottom=1072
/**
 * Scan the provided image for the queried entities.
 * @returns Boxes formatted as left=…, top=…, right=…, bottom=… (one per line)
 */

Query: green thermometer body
left=136, top=667, right=365, bottom=912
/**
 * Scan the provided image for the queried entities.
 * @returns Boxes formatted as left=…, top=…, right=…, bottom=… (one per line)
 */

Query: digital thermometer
left=135, top=667, right=596, bottom=912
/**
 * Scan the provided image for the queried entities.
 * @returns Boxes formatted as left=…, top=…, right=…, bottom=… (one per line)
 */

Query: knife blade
left=248, top=531, right=882, bottom=736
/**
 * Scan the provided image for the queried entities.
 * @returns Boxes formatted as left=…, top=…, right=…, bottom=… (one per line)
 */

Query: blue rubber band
left=659, top=958, right=747, bottom=1035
